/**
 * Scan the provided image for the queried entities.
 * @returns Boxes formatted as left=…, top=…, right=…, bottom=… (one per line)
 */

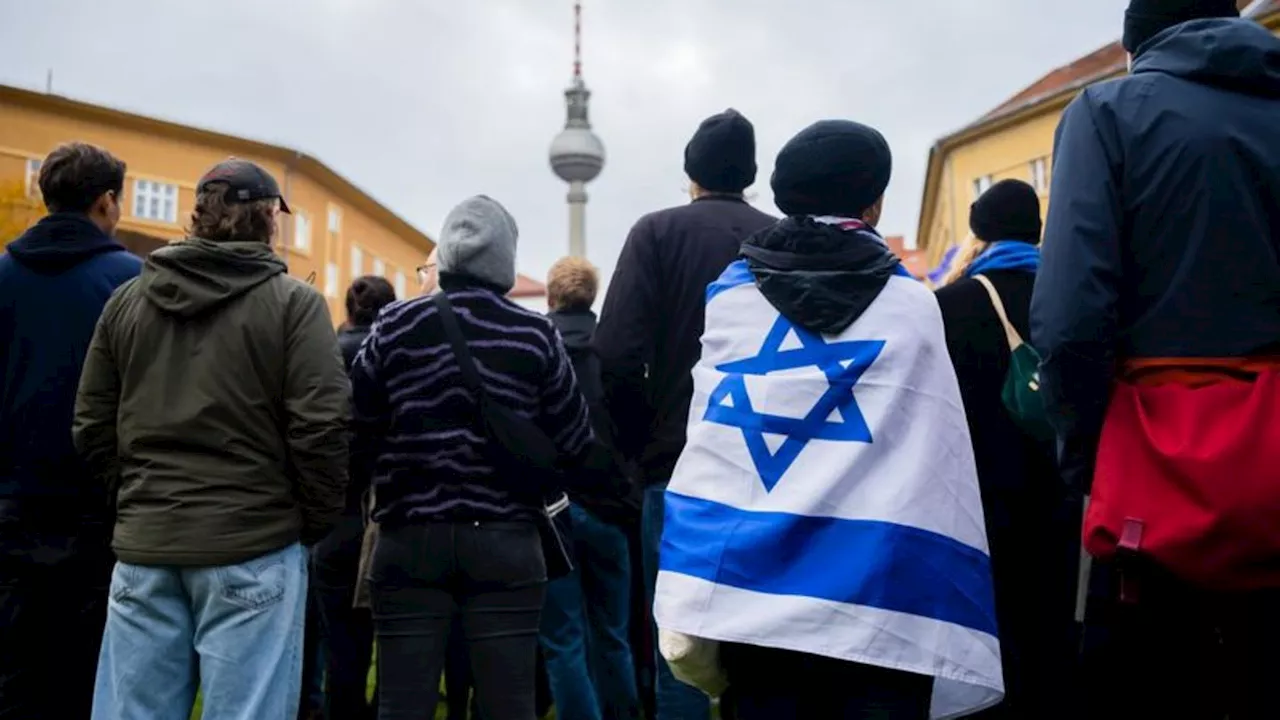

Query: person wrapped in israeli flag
left=654, top=120, right=1003, bottom=719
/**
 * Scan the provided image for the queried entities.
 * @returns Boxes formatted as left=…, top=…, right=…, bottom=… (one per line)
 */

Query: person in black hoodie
left=935, top=180, right=1079, bottom=719
left=595, top=109, right=775, bottom=720
left=541, top=256, right=642, bottom=720
left=0, top=142, right=141, bottom=718
left=1032, top=2, right=1280, bottom=716
left=312, top=275, right=396, bottom=720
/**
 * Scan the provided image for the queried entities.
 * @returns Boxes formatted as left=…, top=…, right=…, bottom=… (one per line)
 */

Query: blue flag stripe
left=706, top=260, right=754, bottom=303
left=660, top=491, right=998, bottom=636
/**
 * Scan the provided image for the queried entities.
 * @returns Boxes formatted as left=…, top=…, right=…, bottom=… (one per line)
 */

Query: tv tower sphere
left=549, top=85, right=605, bottom=184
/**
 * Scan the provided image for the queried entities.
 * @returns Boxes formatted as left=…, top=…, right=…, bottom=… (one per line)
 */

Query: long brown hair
left=188, top=186, right=277, bottom=244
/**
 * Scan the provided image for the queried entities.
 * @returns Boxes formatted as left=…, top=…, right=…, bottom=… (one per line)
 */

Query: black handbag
left=432, top=292, right=573, bottom=580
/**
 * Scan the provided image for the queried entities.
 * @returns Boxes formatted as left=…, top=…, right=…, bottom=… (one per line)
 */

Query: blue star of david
left=703, top=316, right=884, bottom=492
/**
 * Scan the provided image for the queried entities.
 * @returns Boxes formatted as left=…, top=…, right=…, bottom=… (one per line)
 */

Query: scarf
left=965, top=240, right=1040, bottom=278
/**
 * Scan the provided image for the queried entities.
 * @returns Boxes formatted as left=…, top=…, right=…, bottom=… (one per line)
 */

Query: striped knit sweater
left=350, top=280, right=594, bottom=523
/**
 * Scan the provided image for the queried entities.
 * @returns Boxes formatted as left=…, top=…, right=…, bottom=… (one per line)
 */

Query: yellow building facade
left=916, top=1, right=1280, bottom=270
left=0, top=83, right=433, bottom=324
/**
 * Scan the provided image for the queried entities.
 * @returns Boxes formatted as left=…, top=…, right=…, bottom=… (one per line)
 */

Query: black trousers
left=1080, top=560, right=1280, bottom=719
left=721, top=643, right=933, bottom=720
left=0, top=507, right=113, bottom=719
left=370, top=521, right=546, bottom=720
left=314, top=512, right=378, bottom=720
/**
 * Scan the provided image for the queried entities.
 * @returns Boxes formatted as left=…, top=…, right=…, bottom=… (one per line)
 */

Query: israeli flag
left=654, top=261, right=1003, bottom=718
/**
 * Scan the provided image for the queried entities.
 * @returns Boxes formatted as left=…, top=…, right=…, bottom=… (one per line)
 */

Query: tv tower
left=548, top=1, right=605, bottom=258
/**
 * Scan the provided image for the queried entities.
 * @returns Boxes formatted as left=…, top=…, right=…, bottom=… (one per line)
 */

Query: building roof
left=0, top=83, right=435, bottom=254
left=980, top=42, right=1126, bottom=125
left=510, top=274, right=547, bottom=298
left=916, top=1, right=1280, bottom=249
left=978, top=0, right=1277, bottom=128
left=885, top=235, right=928, bottom=279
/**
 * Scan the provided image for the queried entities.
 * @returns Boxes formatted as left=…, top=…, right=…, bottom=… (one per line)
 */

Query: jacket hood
left=138, top=237, right=287, bottom=318
left=436, top=195, right=519, bottom=293
left=741, top=217, right=902, bottom=335
left=1133, top=18, right=1280, bottom=99
left=4, top=213, right=128, bottom=274
left=547, top=309, right=597, bottom=351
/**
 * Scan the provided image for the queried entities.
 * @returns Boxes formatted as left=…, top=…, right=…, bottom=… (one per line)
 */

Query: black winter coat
left=595, top=196, right=775, bottom=486
left=937, top=270, right=1081, bottom=719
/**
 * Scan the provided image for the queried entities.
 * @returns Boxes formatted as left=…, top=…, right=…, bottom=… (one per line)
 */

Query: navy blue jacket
left=1031, top=18, right=1280, bottom=492
left=0, top=214, right=142, bottom=508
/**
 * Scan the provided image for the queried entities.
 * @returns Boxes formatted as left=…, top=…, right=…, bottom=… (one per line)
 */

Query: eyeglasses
left=416, top=262, right=437, bottom=284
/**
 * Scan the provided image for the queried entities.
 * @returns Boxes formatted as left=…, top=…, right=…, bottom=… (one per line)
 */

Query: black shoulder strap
left=432, top=293, right=483, bottom=396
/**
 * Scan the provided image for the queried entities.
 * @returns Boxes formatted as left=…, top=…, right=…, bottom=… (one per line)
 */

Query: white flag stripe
left=656, top=260, right=1003, bottom=718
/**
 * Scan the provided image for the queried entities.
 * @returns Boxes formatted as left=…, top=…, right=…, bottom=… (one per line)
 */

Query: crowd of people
left=2, top=0, right=1280, bottom=718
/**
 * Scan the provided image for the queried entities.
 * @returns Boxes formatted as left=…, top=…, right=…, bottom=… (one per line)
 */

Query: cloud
left=0, top=0, right=1126, bottom=288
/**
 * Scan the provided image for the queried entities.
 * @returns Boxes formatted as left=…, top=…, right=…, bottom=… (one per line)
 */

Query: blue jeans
left=92, top=542, right=308, bottom=720
left=642, top=485, right=711, bottom=720
left=541, top=504, right=641, bottom=720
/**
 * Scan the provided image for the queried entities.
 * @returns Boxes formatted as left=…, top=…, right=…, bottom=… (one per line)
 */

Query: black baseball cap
left=197, top=158, right=291, bottom=214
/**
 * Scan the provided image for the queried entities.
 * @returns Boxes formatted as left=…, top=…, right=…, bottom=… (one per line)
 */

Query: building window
left=394, top=270, right=407, bottom=299
left=328, top=205, right=342, bottom=233
left=350, top=245, right=363, bottom=280
left=293, top=211, right=312, bottom=251
left=1031, top=157, right=1049, bottom=194
left=324, top=262, right=339, bottom=298
left=372, top=257, right=386, bottom=277
left=133, top=179, right=178, bottom=223
left=972, top=175, right=993, bottom=199
left=24, top=158, right=41, bottom=198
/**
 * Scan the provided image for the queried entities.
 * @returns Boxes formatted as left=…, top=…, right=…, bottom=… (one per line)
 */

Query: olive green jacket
left=73, top=237, right=350, bottom=566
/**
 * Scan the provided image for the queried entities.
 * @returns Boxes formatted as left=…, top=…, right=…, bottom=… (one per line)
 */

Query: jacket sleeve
left=1030, top=91, right=1124, bottom=495
left=284, top=289, right=351, bottom=543
left=73, top=297, right=124, bottom=499
left=594, top=217, right=658, bottom=461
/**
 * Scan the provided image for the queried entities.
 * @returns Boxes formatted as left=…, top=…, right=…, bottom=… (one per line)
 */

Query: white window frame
left=133, top=178, right=179, bottom=223
left=350, top=245, right=364, bottom=280
left=327, top=205, right=342, bottom=233
left=293, top=211, right=312, bottom=251
left=372, top=256, right=386, bottom=277
left=24, top=158, right=41, bottom=198
left=1031, top=158, right=1048, bottom=194
left=972, top=175, right=993, bottom=199
left=394, top=270, right=407, bottom=300
left=324, top=261, right=339, bottom=298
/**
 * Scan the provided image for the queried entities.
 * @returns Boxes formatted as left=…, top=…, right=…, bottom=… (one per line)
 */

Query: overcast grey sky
left=0, top=0, right=1127, bottom=291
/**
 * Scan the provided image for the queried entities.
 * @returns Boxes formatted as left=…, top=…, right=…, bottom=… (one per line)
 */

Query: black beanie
left=969, top=179, right=1042, bottom=244
left=770, top=120, right=892, bottom=219
left=684, top=109, right=757, bottom=193
left=1123, top=0, right=1238, bottom=54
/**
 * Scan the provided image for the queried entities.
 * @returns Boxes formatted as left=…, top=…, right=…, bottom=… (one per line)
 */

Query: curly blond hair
left=547, top=256, right=599, bottom=311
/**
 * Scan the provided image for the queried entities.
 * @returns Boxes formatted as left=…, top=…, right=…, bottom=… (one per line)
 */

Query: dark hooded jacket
left=741, top=217, right=901, bottom=335
left=72, top=237, right=350, bottom=566
left=0, top=214, right=141, bottom=519
left=1031, top=18, right=1280, bottom=493
left=338, top=324, right=371, bottom=373
left=596, top=196, right=775, bottom=485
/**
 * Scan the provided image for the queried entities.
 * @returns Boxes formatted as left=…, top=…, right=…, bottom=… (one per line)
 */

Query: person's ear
left=861, top=196, right=885, bottom=227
